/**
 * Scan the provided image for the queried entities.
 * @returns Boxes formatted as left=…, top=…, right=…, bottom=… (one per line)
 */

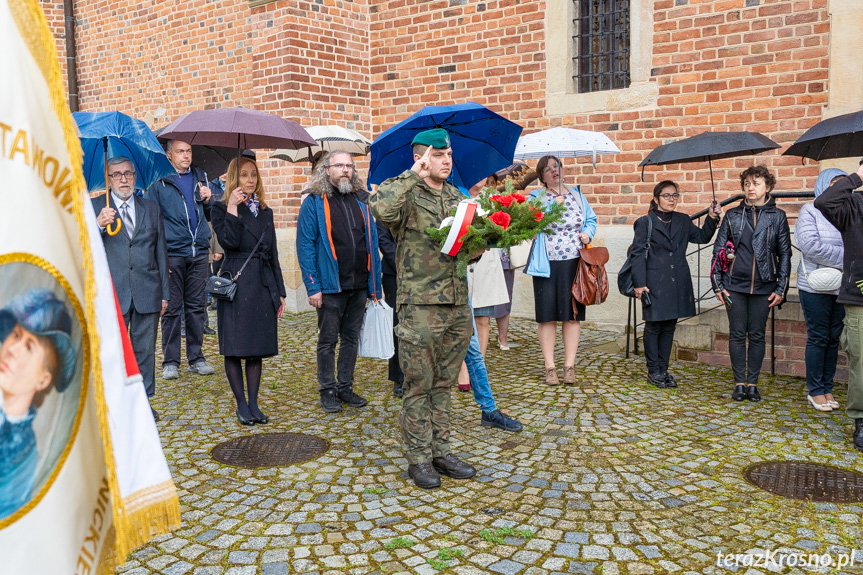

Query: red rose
left=490, top=211, right=512, bottom=230
left=533, top=211, right=544, bottom=222
left=512, top=194, right=526, bottom=204
left=490, top=194, right=516, bottom=207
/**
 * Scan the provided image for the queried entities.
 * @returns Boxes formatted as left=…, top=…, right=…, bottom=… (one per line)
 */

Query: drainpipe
left=63, top=0, right=79, bottom=112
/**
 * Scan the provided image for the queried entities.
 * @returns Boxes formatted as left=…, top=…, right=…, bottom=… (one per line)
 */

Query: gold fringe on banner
left=8, top=0, right=181, bottom=562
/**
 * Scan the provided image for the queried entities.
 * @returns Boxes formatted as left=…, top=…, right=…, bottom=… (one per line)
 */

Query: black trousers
left=726, top=291, right=771, bottom=384
left=316, top=288, right=367, bottom=392
left=382, top=274, right=403, bottom=384
left=124, top=307, right=160, bottom=397
left=162, top=254, right=209, bottom=367
left=643, top=318, right=678, bottom=376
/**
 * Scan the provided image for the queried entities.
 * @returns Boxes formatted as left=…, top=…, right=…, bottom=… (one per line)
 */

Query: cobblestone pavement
left=120, top=312, right=863, bottom=575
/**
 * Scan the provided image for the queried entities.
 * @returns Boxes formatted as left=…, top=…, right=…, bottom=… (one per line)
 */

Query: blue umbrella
left=368, top=102, right=522, bottom=189
left=73, top=111, right=175, bottom=193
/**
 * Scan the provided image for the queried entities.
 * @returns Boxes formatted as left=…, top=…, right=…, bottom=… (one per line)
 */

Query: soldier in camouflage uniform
left=369, top=128, right=477, bottom=489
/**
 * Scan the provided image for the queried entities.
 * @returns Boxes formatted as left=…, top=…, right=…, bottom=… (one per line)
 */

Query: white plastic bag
left=357, top=299, right=395, bottom=359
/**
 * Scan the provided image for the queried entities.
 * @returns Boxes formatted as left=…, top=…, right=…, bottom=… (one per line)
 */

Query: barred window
left=573, top=0, right=631, bottom=93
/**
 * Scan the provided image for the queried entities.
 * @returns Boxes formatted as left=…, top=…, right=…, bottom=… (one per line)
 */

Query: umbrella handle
left=103, top=138, right=122, bottom=236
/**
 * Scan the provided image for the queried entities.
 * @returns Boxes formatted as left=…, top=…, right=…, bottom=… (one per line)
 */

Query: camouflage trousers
left=395, top=304, right=472, bottom=464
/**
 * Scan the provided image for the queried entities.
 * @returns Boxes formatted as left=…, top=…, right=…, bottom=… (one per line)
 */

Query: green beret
left=411, top=128, right=451, bottom=149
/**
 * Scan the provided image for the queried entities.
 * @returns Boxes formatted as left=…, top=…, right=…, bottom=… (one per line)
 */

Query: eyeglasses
left=109, top=171, right=136, bottom=180
left=329, top=163, right=354, bottom=170
left=660, top=193, right=680, bottom=200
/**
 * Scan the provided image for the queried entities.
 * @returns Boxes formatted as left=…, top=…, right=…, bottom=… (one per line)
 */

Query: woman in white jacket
left=796, top=168, right=847, bottom=412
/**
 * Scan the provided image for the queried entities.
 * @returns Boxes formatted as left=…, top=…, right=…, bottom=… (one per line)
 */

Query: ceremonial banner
left=0, top=1, right=179, bottom=572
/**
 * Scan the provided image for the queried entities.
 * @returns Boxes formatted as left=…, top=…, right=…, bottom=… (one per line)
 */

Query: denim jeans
left=316, top=289, right=367, bottom=392
left=726, top=291, right=771, bottom=384
left=799, top=290, right=845, bottom=397
left=464, top=313, right=497, bottom=414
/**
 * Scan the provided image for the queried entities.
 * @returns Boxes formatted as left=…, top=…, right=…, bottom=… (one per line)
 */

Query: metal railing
left=624, top=191, right=816, bottom=375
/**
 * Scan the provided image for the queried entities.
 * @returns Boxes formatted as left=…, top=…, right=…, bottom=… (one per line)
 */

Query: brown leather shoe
left=432, top=453, right=476, bottom=479
left=563, top=365, right=575, bottom=384
left=545, top=367, right=559, bottom=385
left=408, top=461, right=441, bottom=489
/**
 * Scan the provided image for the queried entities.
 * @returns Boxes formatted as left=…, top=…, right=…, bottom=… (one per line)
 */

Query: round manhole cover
left=211, top=433, right=329, bottom=468
left=744, top=461, right=863, bottom=503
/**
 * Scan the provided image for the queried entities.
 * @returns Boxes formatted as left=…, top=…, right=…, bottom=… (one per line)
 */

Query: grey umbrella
left=639, top=131, right=780, bottom=200
left=783, top=110, right=863, bottom=161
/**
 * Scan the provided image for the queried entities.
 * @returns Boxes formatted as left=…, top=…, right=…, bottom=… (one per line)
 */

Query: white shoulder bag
left=801, top=259, right=842, bottom=293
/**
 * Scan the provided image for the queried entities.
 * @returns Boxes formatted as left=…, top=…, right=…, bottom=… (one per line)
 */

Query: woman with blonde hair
left=211, top=156, right=286, bottom=425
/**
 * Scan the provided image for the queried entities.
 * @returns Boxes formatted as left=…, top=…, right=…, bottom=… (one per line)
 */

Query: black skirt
left=532, top=258, right=586, bottom=323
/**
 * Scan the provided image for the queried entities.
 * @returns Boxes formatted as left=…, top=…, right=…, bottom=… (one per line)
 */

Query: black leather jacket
left=711, top=197, right=791, bottom=296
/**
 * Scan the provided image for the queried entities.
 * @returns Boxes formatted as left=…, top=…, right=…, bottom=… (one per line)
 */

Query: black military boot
left=408, top=461, right=441, bottom=489
left=392, top=381, right=403, bottom=398
left=320, top=389, right=342, bottom=413
left=432, top=454, right=476, bottom=479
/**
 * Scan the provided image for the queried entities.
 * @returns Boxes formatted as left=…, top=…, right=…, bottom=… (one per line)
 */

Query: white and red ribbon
left=440, top=199, right=478, bottom=256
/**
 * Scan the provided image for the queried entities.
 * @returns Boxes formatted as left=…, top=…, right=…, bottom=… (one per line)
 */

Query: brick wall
left=50, top=0, right=832, bottom=226
left=369, top=0, right=828, bottom=224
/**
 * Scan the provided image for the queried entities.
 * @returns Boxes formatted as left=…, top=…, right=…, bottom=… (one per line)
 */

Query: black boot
left=647, top=372, right=668, bottom=388
left=746, top=385, right=761, bottom=402
left=853, top=419, right=863, bottom=452
left=337, top=386, right=368, bottom=408
left=392, top=381, right=403, bottom=398
left=662, top=372, right=678, bottom=388
left=432, top=454, right=476, bottom=479
left=320, top=389, right=342, bottom=413
left=731, top=385, right=746, bottom=401
left=408, top=462, right=441, bottom=489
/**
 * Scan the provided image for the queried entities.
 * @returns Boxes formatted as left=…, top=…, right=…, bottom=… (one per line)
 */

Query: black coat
left=814, top=172, right=863, bottom=306
left=211, top=202, right=286, bottom=358
left=631, top=211, right=718, bottom=322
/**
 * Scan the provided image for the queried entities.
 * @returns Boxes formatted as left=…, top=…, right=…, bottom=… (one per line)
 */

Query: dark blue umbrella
left=368, top=102, right=523, bottom=189
left=73, top=111, right=175, bottom=193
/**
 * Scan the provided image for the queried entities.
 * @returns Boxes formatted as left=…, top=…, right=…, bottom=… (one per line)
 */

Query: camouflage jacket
left=369, top=170, right=468, bottom=306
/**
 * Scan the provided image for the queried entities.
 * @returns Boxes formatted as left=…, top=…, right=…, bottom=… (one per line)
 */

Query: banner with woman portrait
left=0, top=1, right=180, bottom=572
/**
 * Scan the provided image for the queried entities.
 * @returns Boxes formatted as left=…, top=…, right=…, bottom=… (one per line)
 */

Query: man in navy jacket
left=145, top=139, right=215, bottom=379
left=297, top=151, right=382, bottom=414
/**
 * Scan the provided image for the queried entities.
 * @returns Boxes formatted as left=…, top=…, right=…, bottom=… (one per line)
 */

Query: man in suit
left=93, top=156, right=169, bottom=420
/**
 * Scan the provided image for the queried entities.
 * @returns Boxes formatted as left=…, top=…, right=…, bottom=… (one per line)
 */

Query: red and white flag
left=440, top=199, right=478, bottom=256
left=0, top=1, right=179, bottom=572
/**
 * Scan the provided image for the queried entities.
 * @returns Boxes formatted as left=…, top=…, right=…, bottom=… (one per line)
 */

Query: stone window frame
left=546, top=0, right=657, bottom=115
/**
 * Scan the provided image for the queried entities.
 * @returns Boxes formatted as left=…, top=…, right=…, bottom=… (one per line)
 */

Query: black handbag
left=206, top=233, right=265, bottom=302
left=617, top=214, right=653, bottom=297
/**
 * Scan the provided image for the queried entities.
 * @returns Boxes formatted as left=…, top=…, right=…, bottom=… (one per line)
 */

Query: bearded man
left=297, top=151, right=382, bottom=414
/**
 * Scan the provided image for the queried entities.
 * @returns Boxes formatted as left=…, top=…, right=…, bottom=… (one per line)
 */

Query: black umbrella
left=639, top=131, right=780, bottom=200
left=783, top=110, right=863, bottom=162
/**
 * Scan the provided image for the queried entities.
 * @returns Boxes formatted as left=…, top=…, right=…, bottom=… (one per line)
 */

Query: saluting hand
left=411, top=147, right=432, bottom=180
